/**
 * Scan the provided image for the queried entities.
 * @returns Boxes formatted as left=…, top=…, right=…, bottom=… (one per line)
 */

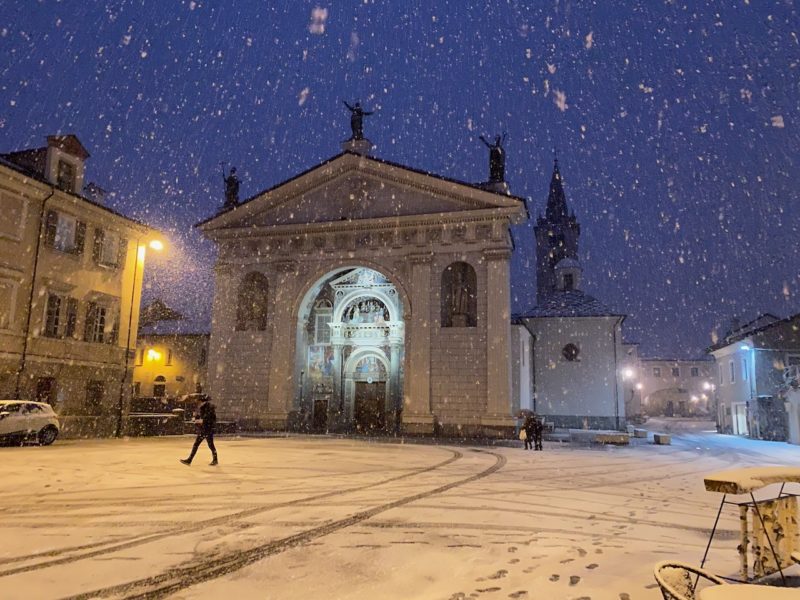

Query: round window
left=562, top=343, right=580, bottom=362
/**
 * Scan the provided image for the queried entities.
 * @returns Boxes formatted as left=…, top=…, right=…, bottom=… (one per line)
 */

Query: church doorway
left=354, top=382, right=387, bottom=432
left=294, top=267, right=405, bottom=433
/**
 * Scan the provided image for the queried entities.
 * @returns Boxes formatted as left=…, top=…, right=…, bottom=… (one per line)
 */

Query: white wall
left=525, top=316, right=624, bottom=428
left=510, top=324, right=533, bottom=414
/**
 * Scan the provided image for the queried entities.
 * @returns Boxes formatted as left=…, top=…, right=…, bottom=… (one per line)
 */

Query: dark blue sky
left=2, top=1, right=798, bottom=358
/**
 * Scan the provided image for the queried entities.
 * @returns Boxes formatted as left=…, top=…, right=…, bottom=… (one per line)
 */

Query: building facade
left=709, top=314, right=800, bottom=441
left=198, top=144, right=526, bottom=435
left=636, top=358, right=715, bottom=417
left=0, top=134, right=156, bottom=437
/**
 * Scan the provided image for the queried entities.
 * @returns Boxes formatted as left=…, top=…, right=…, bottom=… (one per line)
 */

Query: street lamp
left=115, top=237, right=164, bottom=437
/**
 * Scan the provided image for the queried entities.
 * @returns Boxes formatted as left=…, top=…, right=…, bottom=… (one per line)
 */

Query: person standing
left=532, top=415, right=544, bottom=451
left=523, top=415, right=535, bottom=450
left=181, top=395, right=218, bottom=466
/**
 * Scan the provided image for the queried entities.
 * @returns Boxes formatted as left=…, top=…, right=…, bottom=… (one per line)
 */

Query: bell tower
left=534, top=159, right=581, bottom=303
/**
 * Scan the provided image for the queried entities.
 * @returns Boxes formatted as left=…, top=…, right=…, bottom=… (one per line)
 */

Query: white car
left=0, top=400, right=60, bottom=446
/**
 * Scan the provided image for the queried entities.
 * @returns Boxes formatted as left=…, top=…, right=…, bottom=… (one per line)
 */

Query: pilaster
left=403, top=253, right=434, bottom=433
left=483, top=248, right=514, bottom=427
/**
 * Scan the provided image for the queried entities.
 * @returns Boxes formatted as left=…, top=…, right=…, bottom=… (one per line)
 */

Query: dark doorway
left=665, top=400, right=674, bottom=417
left=312, top=397, right=329, bottom=432
left=36, top=377, right=56, bottom=404
left=354, top=382, right=386, bottom=433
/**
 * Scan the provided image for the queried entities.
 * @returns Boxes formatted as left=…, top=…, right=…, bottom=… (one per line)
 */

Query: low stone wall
left=546, top=414, right=624, bottom=431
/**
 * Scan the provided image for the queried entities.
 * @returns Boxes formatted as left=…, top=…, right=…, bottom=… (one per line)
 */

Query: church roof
left=555, top=257, right=581, bottom=269
left=138, top=317, right=210, bottom=336
left=515, top=290, right=623, bottom=319
left=196, top=150, right=527, bottom=230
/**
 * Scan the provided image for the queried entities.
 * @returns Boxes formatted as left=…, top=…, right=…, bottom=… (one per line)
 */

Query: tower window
left=563, top=273, right=574, bottom=290
left=562, top=343, right=580, bottom=362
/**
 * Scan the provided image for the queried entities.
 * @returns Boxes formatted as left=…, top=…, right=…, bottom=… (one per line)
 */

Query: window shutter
left=74, top=221, right=87, bottom=255
left=44, top=210, right=58, bottom=246
left=84, top=302, right=96, bottom=342
left=117, top=237, right=128, bottom=268
left=109, top=307, right=120, bottom=345
left=65, top=298, right=79, bottom=338
left=92, top=228, right=104, bottom=264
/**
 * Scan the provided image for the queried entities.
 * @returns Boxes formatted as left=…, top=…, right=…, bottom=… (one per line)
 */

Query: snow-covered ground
left=1, top=428, right=798, bottom=600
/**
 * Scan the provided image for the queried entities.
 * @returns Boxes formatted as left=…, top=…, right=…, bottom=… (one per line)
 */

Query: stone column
left=330, top=341, right=343, bottom=428
left=482, top=249, right=514, bottom=432
left=207, top=265, right=235, bottom=413
left=404, top=254, right=434, bottom=433
left=387, top=341, right=402, bottom=431
left=264, top=261, right=299, bottom=428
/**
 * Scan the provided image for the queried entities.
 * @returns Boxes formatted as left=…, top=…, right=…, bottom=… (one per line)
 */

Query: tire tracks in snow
left=60, top=449, right=507, bottom=600
left=0, top=446, right=464, bottom=576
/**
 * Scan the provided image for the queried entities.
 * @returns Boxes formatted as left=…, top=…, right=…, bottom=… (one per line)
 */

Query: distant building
left=133, top=300, right=210, bottom=400
left=637, top=358, right=715, bottom=417
left=515, top=161, right=627, bottom=430
left=708, top=313, right=800, bottom=441
left=0, top=134, right=157, bottom=437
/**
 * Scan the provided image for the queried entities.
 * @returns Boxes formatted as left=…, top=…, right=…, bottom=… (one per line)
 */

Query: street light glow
left=739, top=344, right=751, bottom=351
left=622, top=367, right=634, bottom=379
left=146, top=349, right=162, bottom=361
left=635, top=382, right=643, bottom=390
left=149, top=239, right=164, bottom=251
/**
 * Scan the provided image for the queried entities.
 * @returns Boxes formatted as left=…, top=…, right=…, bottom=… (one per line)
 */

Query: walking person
left=522, top=414, right=535, bottom=450
left=181, top=394, right=218, bottom=466
left=532, top=414, right=544, bottom=451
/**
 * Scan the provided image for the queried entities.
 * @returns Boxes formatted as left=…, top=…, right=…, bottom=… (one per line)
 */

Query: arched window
left=441, top=262, right=477, bottom=327
left=236, top=272, right=269, bottom=331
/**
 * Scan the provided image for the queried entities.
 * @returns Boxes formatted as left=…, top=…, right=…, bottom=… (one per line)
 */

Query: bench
left=653, top=433, right=671, bottom=445
left=595, top=433, right=630, bottom=445
left=633, top=428, right=648, bottom=438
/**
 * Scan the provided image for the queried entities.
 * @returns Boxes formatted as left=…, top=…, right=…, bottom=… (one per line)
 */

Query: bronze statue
left=343, top=100, right=373, bottom=140
left=222, top=165, right=239, bottom=207
left=480, top=133, right=507, bottom=183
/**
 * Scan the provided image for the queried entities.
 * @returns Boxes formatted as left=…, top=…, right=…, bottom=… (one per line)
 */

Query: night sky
left=2, top=1, right=798, bottom=359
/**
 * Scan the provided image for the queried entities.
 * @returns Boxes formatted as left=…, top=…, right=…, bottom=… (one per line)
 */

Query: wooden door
left=354, top=382, right=386, bottom=433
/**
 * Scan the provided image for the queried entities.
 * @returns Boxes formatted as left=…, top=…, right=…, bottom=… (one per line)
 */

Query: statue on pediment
left=480, top=133, right=506, bottom=183
left=343, top=100, right=373, bottom=140
left=222, top=165, right=240, bottom=207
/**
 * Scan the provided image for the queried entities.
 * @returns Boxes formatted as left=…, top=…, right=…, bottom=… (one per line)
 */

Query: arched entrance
left=294, top=267, right=404, bottom=433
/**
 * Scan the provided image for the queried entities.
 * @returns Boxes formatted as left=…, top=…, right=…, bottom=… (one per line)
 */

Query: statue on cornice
left=479, top=133, right=507, bottom=183
left=343, top=100, right=373, bottom=140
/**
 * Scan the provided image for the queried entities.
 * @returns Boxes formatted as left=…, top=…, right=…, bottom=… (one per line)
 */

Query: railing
left=341, top=323, right=390, bottom=340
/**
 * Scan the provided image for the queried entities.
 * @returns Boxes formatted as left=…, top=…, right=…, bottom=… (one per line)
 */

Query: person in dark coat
left=523, top=415, right=535, bottom=450
left=532, top=415, right=544, bottom=451
left=181, top=395, right=218, bottom=466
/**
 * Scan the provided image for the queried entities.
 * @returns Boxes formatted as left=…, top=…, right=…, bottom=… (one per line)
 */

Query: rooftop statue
left=343, top=100, right=373, bottom=141
left=479, top=133, right=507, bottom=183
left=222, top=165, right=239, bottom=208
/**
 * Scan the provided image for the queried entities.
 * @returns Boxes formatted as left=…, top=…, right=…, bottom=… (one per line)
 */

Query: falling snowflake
left=308, top=7, right=328, bottom=35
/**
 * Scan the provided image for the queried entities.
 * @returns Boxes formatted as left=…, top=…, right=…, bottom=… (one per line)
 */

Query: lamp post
left=115, top=238, right=163, bottom=437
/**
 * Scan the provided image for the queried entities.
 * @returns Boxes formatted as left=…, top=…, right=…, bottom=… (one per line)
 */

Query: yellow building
left=133, top=327, right=209, bottom=401
left=0, top=134, right=158, bottom=437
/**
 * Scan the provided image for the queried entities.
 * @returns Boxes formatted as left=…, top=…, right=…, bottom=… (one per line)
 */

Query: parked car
left=0, top=400, right=60, bottom=446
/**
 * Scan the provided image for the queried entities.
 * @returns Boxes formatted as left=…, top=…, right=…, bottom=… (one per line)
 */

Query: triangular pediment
left=198, top=153, right=525, bottom=231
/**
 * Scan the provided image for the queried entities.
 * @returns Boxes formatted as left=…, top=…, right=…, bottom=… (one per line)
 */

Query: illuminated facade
left=0, top=135, right=156, bottom=437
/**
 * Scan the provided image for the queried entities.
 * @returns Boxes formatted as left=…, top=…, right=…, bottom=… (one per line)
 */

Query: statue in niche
left=343, top=100, right=373, bottom=140
left=221, top=165, right=240, bottom=207
left=479, top=133, right=507, bottom=183
left=451, top=270, right=470, bottom=327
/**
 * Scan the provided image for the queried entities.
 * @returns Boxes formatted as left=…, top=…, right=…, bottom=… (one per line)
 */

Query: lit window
left=84, top=302, right=108, bottom=343
left=93, top=229, right=123, bottom=267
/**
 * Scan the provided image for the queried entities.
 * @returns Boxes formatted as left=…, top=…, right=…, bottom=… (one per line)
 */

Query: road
left=0, top=426, right=798, bottom=600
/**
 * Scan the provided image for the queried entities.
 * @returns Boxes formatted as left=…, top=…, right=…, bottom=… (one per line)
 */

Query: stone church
left=198, top=121, right=627, bottom=435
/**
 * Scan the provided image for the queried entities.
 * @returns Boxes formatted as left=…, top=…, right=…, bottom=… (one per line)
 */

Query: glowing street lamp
left=622, top=367, right=635, bottom=380
left=115, top=237, right=165, bottom=437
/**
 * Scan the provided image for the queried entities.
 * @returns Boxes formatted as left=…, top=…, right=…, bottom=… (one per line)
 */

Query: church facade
left=198, top=143, right=526, bottom=435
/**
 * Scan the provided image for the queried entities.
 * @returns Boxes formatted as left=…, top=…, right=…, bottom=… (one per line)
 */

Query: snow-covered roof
left=138, top=317, right=210, bottom=336
left=555, top=257, right=581, bottom=270
left=704, top=466, right=800, bottom=494
left=515, top=290, right=623, bottom=319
